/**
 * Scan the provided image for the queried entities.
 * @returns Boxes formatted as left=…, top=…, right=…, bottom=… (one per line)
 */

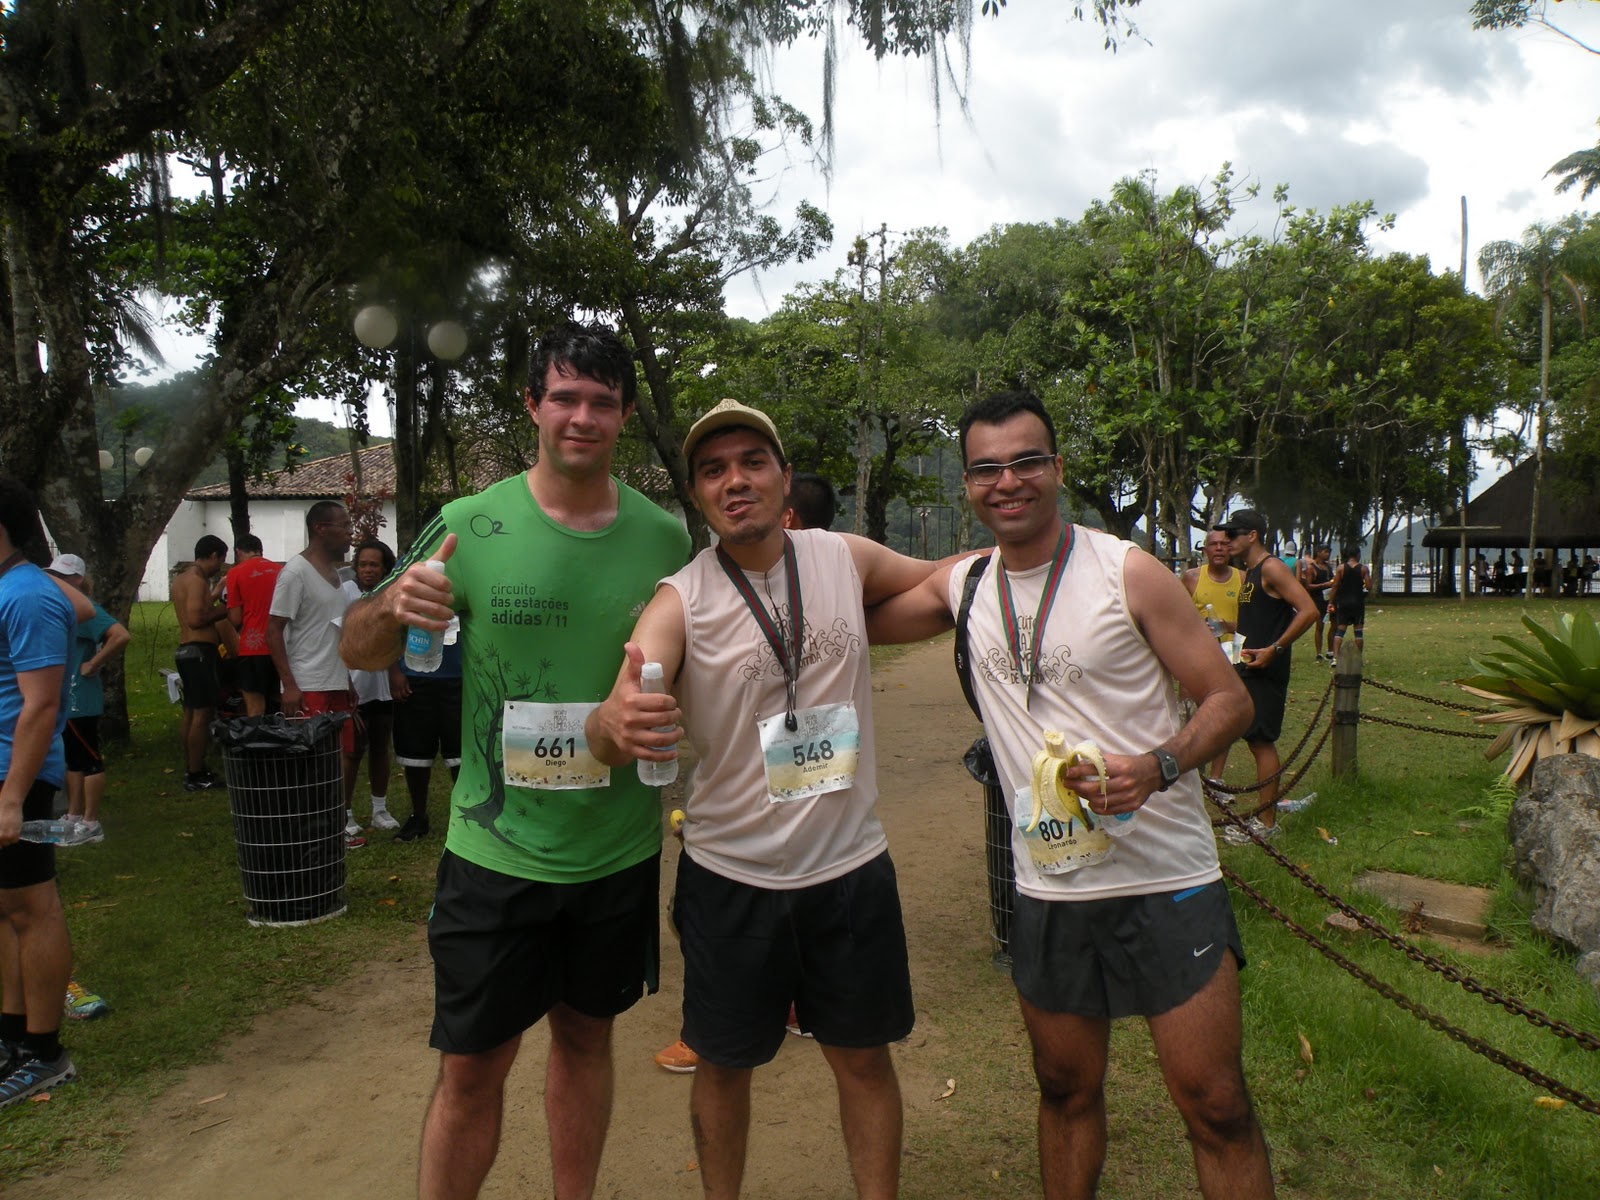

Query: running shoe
left=394, top=815, right=431, bottom=842
left=0, top=1040, right=19, bottom=1079
left=0, top=1051, right=76, bottom=1109
left=64, top=978, right=110, bottom=1020
left=74, top=820, right=104, bottom=844
left=345, top=831, right=368, bottom=850
left=183, top=770, right=221, bottom=792
left=370, top=809, right=400, bottom=831
left=653, top=1040, right=698, bottom=1074
left=1222, top=817, right=1280, bottom=846
left=785, top=1004, right=813, bottom=1038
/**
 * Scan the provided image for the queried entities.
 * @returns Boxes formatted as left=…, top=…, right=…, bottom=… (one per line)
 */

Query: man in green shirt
left=342, top=323, right=691, bottom=1200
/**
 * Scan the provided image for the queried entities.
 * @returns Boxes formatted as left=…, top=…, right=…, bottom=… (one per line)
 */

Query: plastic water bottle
left=19, top=819, right=82, bottom=845
left=403, top=560, right=447, bottom=672
left=1096, top=803, right=1138, bottom=837
left=1203, top=603, right=1223, bottom=637
left=1277, top=791, right=1318, bottom=813
left=637, top=662, right=679, bottom=787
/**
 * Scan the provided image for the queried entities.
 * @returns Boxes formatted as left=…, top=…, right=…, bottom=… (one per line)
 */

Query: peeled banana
left=1026, top=732, right=1108, bottom=832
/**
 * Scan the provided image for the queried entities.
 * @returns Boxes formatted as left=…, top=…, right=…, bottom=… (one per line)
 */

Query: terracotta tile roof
left=186, top=443, right=497, bottom=501
left=186, top=442, right=676, bottom=504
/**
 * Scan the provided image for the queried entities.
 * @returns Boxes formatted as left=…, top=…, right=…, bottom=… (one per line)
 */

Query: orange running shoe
left=653, top=1039, right=698, bottom=1074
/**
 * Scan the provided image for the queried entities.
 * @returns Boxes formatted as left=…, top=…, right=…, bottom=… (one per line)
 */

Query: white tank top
left=670, top=529, right=886, bottom=889
left=950, top=526, right=1220, bottom=901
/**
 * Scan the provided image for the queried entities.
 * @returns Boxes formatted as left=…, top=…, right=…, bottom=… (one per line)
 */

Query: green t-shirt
left=392, top=473, right=691, bottom=883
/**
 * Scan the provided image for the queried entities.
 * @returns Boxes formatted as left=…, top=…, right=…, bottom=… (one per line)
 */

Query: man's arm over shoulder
left=586, top=585, right=687, bottom=767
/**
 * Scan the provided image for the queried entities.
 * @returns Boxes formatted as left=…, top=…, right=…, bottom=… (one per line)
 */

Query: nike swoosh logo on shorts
left=1192, top=943, right=1214, bottom=958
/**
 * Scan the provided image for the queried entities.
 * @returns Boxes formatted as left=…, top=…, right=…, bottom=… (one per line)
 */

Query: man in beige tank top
left=864, top=392, right=1275, bottom=1199
left=588, top=400, right=949, bottom=1200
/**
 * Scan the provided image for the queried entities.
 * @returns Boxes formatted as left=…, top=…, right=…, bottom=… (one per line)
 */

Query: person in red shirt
left=225, top=534, right=282, bottom=717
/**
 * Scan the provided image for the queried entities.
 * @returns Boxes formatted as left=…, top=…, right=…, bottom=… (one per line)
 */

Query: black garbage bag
left=211, top=711, right=350, bottom=753
left=212, top=713, right=350, bottom=925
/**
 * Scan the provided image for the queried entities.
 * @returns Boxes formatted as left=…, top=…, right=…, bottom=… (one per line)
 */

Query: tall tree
left=1479, top=216, right=1600, bottom=597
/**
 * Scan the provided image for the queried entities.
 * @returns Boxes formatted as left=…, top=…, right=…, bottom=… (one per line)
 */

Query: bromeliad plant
left=1455, top=609, right=1600, bottom=783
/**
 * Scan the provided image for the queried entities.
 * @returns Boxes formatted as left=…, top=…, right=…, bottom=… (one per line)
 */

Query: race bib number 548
left=758, top=702, right=860, bottom=802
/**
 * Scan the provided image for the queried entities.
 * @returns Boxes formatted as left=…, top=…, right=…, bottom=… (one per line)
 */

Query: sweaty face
left=354, top=548, right=387, bottom=592
left=526, top=363, right=629, bottom=479
left=1203, top=531, right=1232, bottom=568
left=315, top=511, right=353, bottom=558
left=962, top=413, right=1062, bottom=550
left=692, top=428, right=789, bottom=547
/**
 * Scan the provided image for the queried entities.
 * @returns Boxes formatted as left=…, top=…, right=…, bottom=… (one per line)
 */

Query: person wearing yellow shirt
left=1183, top=529, right=1242, bottom=638
left=1182, top=529, right=1243, bottom=779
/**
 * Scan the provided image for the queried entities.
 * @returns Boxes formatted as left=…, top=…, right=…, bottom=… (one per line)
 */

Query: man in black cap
left=1215, top=509, right=1318, bottom=841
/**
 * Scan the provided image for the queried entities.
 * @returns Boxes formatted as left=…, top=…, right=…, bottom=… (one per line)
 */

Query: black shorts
left=1239, top=669, right=1287, bottom=744
left=393, top=678, right=463, bottom=767
left=235, top=654, right=278, bottom=697
left=672, top=849, right=915, bottom=1069
left=357, top=698, right=393, bottom=720
left=0, top=779, right=60, bottom=889
left=428, top=850, right=660, bottom=1055
left=1334, top=603, right=1366, bottom=631
left=174, top=643, right=220, bottom=710
left=64, top=717, right=103, bottom=776
left=1010, top=879, right=1245, bottom=1019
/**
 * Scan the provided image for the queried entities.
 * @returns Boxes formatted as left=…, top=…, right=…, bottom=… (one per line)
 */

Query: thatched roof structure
left=1422, top=456, right=1600, bottom=551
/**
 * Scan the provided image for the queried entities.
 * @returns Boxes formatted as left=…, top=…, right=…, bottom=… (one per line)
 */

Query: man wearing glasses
left=864, top=391, right=1274, bottom=1199
left=1213, top=509, right=1319, bottom=844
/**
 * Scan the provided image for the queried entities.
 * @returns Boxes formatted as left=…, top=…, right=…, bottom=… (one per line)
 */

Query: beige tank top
left=670, top=529, right=886, bottom=889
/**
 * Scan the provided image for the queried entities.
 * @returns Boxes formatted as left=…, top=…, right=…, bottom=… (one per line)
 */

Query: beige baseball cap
left=682, top=398, right=784, bottom=466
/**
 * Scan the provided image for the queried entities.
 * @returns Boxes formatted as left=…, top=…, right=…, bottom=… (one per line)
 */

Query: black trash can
left=212, top=714, right=350, bottom=927
left=964, top=737, right=1014, bottom=969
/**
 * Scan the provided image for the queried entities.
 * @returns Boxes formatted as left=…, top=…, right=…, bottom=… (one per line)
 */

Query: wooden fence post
left=1332, top=638, right=1363, bottom=778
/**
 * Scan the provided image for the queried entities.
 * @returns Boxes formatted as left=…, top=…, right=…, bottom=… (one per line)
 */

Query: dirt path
left=14, top=640, right=1029, bottom=1200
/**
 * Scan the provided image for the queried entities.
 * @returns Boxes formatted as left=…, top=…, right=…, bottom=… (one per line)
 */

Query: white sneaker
left=344, top=817, right=363, bottom=837
left=1223, top=817, right=1280, bottom=846
left=370, top=810, right=400, bottom=831
left=75, top=820, right=105, bottom=844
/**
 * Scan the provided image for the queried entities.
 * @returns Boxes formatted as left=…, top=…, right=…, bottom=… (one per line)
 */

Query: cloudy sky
left=725, top=0, right=1600, bottom=318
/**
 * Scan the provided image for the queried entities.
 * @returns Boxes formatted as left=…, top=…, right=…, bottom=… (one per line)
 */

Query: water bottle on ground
left=637, top=661, right=679, bottom=787
left=19, top=819, right=83, bottom=845
left=1277, top=791, right=1318, bottom=813
left=403, top=560, right=447, bottom=672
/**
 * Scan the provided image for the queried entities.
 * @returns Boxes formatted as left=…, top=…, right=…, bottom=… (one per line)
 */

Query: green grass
left=1, top=602, right=449, bottom=1180
left=1213, top=594, right=1600, bottom=1199
left=5, top=597, right=1600, bottom=1197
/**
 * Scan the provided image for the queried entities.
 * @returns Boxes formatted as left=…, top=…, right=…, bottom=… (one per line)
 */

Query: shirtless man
left=172, top=535, right=234, bottom=791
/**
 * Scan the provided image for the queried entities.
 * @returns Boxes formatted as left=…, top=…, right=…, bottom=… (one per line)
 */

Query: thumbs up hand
left=390, top=533, right=457, bottom=631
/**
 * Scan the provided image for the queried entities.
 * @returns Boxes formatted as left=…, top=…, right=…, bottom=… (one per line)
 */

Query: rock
left=1578, top=951, right=1600, bottom=998
left=1508, top=755, right=1600, bottom=967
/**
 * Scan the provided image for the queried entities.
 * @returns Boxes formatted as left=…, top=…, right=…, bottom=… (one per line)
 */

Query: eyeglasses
left=964, top=455, right=1056, bottom=487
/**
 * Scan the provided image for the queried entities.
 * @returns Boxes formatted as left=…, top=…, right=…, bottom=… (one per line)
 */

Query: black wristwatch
left=1149, top=747, right=1181, bottom=791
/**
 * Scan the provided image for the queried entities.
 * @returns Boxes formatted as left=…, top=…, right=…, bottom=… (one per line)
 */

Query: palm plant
left=1456, top=609, right=1600, bottom=782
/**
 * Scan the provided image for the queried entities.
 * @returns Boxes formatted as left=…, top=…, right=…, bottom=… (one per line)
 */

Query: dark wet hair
left=195, top=534, right=228, bottom=560
left=529, top=321, right=636, bottom=409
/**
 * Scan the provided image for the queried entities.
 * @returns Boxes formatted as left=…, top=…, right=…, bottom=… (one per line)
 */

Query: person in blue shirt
left=44, top=555, right=129, bottom=845
left=0, top=479, right=86, bottom=1107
